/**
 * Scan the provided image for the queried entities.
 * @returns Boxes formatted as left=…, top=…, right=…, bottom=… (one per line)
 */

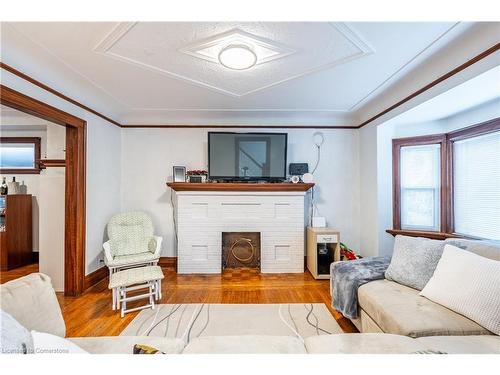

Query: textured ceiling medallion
left=179, top=28, right=296, bottom=68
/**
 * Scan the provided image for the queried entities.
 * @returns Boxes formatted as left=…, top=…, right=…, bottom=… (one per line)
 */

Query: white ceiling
left=389, top=65, right=500, bottom=125
left=1, top=22, right=490, bottom=125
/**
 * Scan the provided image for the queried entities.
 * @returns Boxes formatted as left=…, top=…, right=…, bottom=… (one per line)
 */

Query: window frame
left=390, top=117, right=500, bottom=240
left=0, top=137, right=41, bottom=174
left=392, top=134, right=448, bottom=233
left=446, top=117, right=500, bottom=238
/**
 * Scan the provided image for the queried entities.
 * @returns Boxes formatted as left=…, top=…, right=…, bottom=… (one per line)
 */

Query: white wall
left=358, top=124, right=378, bottom=257
left=441, top=98, right=500, bottom=133
left=121, top=128, right=361, bottom=257
left=38, top=169, right=65, bottom=290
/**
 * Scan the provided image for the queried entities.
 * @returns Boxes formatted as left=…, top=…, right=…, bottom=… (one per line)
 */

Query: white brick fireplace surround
left=169, top=183, right=314, bottom=274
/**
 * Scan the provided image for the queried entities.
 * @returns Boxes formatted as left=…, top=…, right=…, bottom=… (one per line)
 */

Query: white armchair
left=103, top=211, right=162, bottom=271
left=103, top=212, right=163, bottom=310
left=103, top=235, right=162, bottom=270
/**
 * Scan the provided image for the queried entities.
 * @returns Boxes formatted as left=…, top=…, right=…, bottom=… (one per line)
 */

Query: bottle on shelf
left=19, top=180, right=28, bottom=195
left=0, top=177, right=8, bottom=195
left=7, top=177, right=20, bottom=195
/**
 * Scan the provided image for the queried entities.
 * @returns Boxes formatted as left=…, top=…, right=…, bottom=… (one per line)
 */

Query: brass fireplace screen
left=222, top=232, right=261, bottom=269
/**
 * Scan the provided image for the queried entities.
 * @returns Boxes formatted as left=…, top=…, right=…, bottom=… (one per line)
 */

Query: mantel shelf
left=167, top=182, right=314, bottom=192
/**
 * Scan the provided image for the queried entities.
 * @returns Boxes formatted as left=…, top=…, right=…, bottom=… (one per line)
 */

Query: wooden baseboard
left=159, top=256, right=177, bottom=270
left=83, top=266, right=108, bottom=291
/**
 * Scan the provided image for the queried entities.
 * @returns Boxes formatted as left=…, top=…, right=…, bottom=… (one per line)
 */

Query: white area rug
left=121, top=303, right=343, bottom=340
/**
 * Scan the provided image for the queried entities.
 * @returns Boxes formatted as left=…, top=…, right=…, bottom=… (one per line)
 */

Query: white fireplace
left=169, top=183, right=312, bottom=274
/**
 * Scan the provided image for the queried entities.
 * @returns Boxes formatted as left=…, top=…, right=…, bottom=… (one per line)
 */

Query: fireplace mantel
left=167, top=182, right=314, bottom=192
left=169, top=183, right=310, bottom=274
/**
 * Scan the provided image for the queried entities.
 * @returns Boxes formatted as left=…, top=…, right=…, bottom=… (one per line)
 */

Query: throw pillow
left=110, top=234, right=152, bottom=257
left=420, top=244, right=500, bottom=335
left=31, top=331, right=88, bottom=354
left=133, top=344, right=165, bottom=354
left=0, top=310, right=34, bottom=354
left=385, top=235, right=449, bottom=290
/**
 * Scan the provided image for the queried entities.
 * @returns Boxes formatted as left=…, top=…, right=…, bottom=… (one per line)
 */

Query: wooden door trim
left=0, top=84, right=86, bottom=296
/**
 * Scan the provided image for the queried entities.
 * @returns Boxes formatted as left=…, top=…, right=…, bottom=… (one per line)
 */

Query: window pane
left=400, top=144, right=440, bottom=231
left=0, top=143, right=36, bottom=169
left=402, top=188, right=438, bottom=228
left=453, top=131, right=500, bottom=240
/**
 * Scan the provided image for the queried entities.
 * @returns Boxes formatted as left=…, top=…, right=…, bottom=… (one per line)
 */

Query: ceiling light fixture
left=218, top=44, right=257, bottom=70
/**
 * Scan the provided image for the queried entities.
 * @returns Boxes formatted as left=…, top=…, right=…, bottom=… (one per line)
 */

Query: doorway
left=0, top=85, right=86, bottom=296
left=0, top=109, right=66, bottom=290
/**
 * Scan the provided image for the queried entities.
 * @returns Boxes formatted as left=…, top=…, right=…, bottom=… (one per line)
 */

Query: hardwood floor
left=0, top=263, right=39, bottom=283
left=1, top=265, right=358, bottom=337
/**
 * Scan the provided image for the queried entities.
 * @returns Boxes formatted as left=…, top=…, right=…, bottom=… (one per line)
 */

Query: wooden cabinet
left=0, top=194, right=33, bottom=271
left=306, top=227, right=340, bottom=279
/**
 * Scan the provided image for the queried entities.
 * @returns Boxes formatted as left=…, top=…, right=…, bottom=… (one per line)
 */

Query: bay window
left=390, top=118, right=500, bottom=240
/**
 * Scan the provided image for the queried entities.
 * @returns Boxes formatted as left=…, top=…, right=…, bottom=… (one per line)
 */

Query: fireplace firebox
left=222, top=232, right=261, bottom=269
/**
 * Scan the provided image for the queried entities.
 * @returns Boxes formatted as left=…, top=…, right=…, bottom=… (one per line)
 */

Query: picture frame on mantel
left=173, top=166, right=186, bottom=182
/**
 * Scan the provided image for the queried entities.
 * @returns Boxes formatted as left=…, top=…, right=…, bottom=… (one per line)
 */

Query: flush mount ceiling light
left=218, top=44, right=257, bottom=70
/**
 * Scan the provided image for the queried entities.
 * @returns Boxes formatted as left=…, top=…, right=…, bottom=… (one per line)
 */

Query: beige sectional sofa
left=2, top=272, right=499, bottom=354
left=351, top=238, right=500, bottom=338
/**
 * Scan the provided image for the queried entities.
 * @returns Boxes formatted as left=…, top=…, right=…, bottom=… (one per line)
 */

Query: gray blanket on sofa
left=331, top=256, right=391, bottom=319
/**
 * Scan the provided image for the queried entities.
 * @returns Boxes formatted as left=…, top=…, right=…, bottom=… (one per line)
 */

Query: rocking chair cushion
left=107, top=212, right=155, bottom=257
left=106, top=252, right=160, bottom=268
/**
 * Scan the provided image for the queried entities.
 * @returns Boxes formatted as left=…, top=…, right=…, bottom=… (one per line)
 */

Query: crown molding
left=0, top=62, right=122, bottom=127
left=2, top=42, right=498, bottom=130
left=357, top=42, right=500, bottom=128
left=122, top=124, right=355, bottom=129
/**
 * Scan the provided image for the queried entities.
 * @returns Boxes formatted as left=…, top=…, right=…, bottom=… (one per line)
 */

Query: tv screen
left=208, top=132, right=287, bottom=181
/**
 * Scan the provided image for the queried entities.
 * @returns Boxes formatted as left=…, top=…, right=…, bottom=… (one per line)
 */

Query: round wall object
left=302, top=173, right=314, bottom=183
left=313, top=132, right=324, bottom=147
left=290, top=175, right=300, bottom=184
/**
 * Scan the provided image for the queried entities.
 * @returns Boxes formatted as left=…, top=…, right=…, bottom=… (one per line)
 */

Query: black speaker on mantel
left=289, top=163, right=309, bottom=176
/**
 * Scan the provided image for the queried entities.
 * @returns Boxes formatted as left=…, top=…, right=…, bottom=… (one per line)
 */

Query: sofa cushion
left=358, top=279, right=491, bottom=338
left=69, top=336, right=185, bottom=354
left=416, top=335, right=500, bottom=354
left=32, top=331, right=88, bottom=354
left=385, top=235, right=448, bottom=290
left=420, top=245, right=500, bottom=335
left=182, top=335, right=306, bottom=354
left=0, top=310, right=34, bottom=354
left=444, top=238, right=500, bottom=261
left=0, top=273, right=65, bottom=337
left=305, top=333, right=427, bottom=354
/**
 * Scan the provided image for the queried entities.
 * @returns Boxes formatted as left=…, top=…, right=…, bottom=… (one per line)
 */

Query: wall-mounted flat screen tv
left=208, top=132, right=287, bottom=181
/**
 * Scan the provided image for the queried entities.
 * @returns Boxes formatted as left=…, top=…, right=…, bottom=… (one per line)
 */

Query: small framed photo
left=173, top=166, right=186, bottom=182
